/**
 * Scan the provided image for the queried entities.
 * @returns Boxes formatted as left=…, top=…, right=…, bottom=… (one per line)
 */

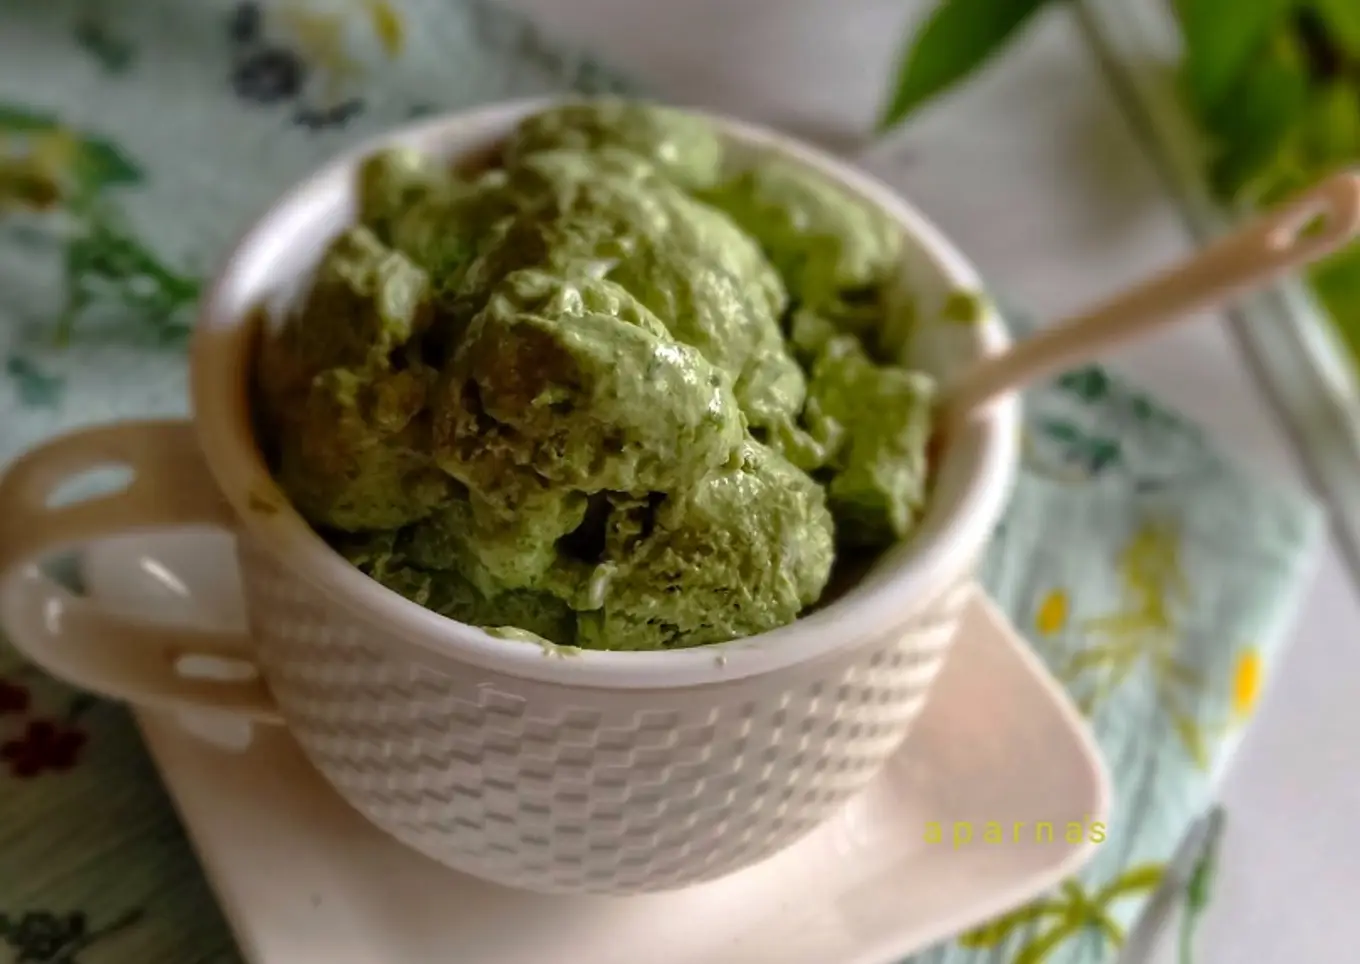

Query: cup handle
left=0, top=419, right=282, bottom=723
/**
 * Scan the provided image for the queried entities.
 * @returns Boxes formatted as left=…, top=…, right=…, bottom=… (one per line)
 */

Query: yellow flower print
left=0, top=130, right=79, bottom=211
left=362, top=0, right=404, bottom=56
left=1231, top=648, right=1262, bottom=722
left=1035, top=589, right=1069, bottom=636
left=0, top=159, right=60, bottom=211
left=27, top=130, right=80, bottom=175
left=275, top=2, right=363, bottom=99
left=272, top=0, right=405, bottom=102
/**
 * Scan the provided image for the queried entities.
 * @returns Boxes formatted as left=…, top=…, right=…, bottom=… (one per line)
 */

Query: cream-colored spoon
left=942, top=170, right=1360, bottom=430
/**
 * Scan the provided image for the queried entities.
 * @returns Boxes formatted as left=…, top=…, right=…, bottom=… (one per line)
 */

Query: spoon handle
left=944, top=170, right=1360, bottom=421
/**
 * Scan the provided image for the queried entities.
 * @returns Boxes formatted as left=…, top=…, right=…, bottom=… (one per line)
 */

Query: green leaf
left=1313, top=0, right=1360, bottom=54
left=1184, top=811, right=1225, bottom=911
left=1086, top=906, right=1125, bottom=946
left=958, top=898, right=1066, bottom=947
left=0, top=104, right=58, bottom=133
left=0, top=104, right=141, bottom=193
left=1177, top=0, right=1288, bottom=117
left=1061, top=641, right=1141, bottom=680
left=876, top=0, right=1055, bottom=131
left=1199, top=32, right=1309, bottom=202
left=1298, top=82, right=1360, bottom=169
left=1013, top=921, right=1082, bottom=964
left=73, top=18, right=136, bottom=74
left=1096, top=862, right=1166, bottom=903
left=74, top=137, right=143, bottom=191
left=5, top=355, right=65, bottom=408
left=1038, top=417, right=1083, bottom=446
left=1198, top=29, right=1307, bottom=145
left=1127, top=392, right=1178, bottom=429
left=1170, top=711, right=1210, bottom=770
left=1161, top=657, right=1204, bottom=689
left=1056, top=366, right=1110, bottom=403
left=1084, top=438, right=1122, bottom=474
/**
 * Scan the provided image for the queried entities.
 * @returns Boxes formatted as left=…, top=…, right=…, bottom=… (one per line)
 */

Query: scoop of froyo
left=705, top=156, right=907, bottom=353
left=256, top=227, right=450, bottom=531
left=573, top=439, right=834, bottom=650
left=431, top=269, right=747, bottom=582
left=452, top=161, right=798, bottom=435
left=503, top=97, right=724, bottom=191
left=802, top=331, right=936, bottom=548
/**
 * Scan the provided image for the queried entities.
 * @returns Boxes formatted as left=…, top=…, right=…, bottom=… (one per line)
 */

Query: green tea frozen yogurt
left=255, top=98, right=938, bottom=651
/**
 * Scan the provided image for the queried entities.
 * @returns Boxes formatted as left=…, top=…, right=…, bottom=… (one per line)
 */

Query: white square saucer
left=82, top=530, right=1110, bottom=964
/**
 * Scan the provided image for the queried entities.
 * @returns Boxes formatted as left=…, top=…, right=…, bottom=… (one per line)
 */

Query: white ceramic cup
left=0, top=99, right=1020, bottom=896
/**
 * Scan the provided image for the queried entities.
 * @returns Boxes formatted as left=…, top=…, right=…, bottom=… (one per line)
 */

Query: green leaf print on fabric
left=71, top=141, right=142, bottom=197
left=1058, top=519, right=1212, bottom=767
left=1022, top=362, right=1215, bottom=491
left=1179, top=809, right=1226, bottom=964
left=1021, top=418, right=1126, bottom=483
left=959, top=865, right=1165, bottom=963
left=5, top=355, right=65, bottom=408
left=0, top=906, right=143, bottom=962
left=72, top=16, right=137, bottom=75
left=1057, top=364, right=1198, bottom=438
left=0, top=105, right=66, bottom=132
left=0, top=104, right=198, bottom=346
left=1039, top=418, right=1124, bottom=474
left=1056, top=365, right=1113, bottom=405
left=57, top=208, right=201, bottom=346
left=0, top=105, right=142, bottom=196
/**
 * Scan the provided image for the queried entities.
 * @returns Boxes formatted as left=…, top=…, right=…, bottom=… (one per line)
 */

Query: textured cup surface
left=241, top=538, right=975, bottom=893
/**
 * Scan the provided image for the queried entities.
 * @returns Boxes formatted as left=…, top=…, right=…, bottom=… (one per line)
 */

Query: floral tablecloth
left=0, top=1, right=1323, bottom=962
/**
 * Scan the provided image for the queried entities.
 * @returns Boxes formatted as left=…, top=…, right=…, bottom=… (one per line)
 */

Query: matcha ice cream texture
left=255, top=99, right=938, bottom=652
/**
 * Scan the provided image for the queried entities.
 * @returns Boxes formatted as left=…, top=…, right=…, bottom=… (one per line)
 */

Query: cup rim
left=190, top=97, right=1021, bottom=689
